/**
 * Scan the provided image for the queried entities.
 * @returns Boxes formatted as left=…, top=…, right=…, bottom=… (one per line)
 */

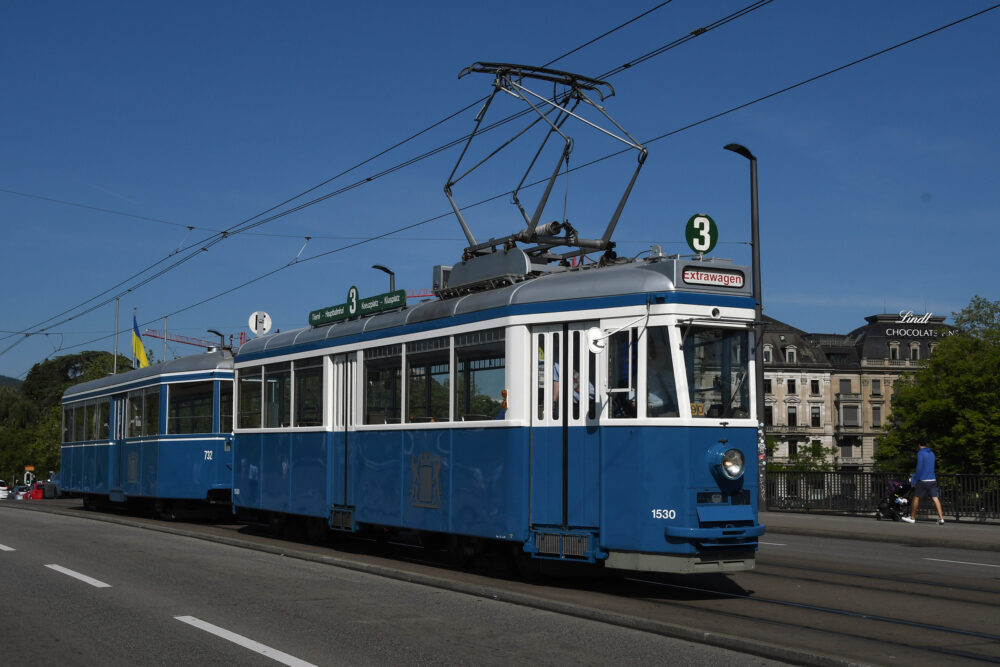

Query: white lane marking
left=923, top=557, right=1000, bottom=568
left=759, top=541, right=786, bottom=546
left=0, top=544, right=15, bottom=551
left=175, top=616, right=318, bottom=667
left=45, top=564, right=111, bottom=588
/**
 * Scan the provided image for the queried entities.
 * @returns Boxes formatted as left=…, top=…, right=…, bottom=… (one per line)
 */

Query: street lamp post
left=371, top=264, right=395, bottom=292
left=724, top=143, right=765, bottom=506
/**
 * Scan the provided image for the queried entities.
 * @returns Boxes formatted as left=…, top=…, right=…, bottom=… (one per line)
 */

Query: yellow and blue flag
left=132, top=316, right=150, bottom=368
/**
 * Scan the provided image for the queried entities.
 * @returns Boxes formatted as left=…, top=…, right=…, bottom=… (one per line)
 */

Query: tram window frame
left=167, top=381, right=214, bottom=434
left=293, top=359, right=324, bottom=428
left=73, top=402, right=86, bottom=441
left=364, top=344, right=402, bottom=424
left=608, top=328, right=638, bottom=419
left=264, top=362, right=291, bottom=428
left=455, top=328, right=505, bottom=422
left=681, top=325, right=750, bottom=420
left=237, top=367, right=263, bottom=429
left=220, top=380, right=233, bottom=432
left=126, top=387, right=160, bottom=437
left=646, top=326, right=680, bottom=418
left=406, top=336, right=450, bottom=423
left=97, top=399, right=110, bottom=440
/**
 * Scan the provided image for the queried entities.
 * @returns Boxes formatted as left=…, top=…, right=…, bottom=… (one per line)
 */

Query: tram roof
left=237, top=255, right=753, bottom=361
left=63, top=349, right=234, bottom=401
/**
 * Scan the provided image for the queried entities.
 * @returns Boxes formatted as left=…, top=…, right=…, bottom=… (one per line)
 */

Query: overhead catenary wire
left=9, top=2, right=999, bottom=370
left=0, top=1, right=685, bottom=350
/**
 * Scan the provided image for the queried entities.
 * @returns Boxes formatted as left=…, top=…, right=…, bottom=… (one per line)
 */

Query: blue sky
left=2, top=1, right=998, bottom=379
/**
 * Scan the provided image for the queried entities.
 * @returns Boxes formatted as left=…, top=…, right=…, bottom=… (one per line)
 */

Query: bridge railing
left=764, top=471, right=1000, bottom=523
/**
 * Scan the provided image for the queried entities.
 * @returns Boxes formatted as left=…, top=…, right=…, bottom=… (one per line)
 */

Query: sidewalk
left=760, top=510, right=999, bottom=552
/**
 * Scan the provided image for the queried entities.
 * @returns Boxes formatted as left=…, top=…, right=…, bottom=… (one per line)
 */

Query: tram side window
left=220, top=381, right=233, bottom=432
left=73, top=402, right=86, bottom=441
left=647, top=327, right=679, bottom=418
left=98, top=400, right=110, bottom=439
left=682, top=327, right=750, bottom=419
left=456, top=328, right=505, bottom=421
left=126, top=388, right=160, bottom=436
left=238, top=367, right=263, bottom=429
left=143, top=389, right=159, bottom=435
left=264, top=362, right=291, bottom=428
left=167, top=381, right=214, bottom=434
left=406, top=336, right=450, bottom=422
left=294, top=359, right=323, bottom=427
left=62, top=405, right=73, bottom=443
left=608, top=328, right=638, bottom=418
left=365, top=344, right=402, bottom=424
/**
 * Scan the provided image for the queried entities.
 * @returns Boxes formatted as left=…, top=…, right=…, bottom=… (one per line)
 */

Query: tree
left=875, top=296, right=1000, bottom=474
left=0, top=351, right=129, bottom=479
left=766, top=436, right=837, bottom=471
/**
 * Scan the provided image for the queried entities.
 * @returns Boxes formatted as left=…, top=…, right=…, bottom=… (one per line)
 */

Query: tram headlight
left=709, top=445, right=746, bottom=481
left=720, top=449, right=745, bottom=480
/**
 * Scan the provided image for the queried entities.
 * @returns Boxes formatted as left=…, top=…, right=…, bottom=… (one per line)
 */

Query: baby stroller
left=876, top=480, right=912, bottom=521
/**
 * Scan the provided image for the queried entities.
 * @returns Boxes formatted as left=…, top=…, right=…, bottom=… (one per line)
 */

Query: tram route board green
left=309, top=287, right=407, bottom=326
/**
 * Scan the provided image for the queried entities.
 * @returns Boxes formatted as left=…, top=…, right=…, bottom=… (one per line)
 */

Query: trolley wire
left=0, top=1, right=686, bottom=352
left=8, top=2, right=999, bottom=368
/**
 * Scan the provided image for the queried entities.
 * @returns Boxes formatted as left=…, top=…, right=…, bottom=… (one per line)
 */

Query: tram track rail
left=8, top=499, right=999, bottom=666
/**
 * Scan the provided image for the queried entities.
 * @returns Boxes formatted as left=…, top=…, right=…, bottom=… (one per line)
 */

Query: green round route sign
left=685, top=213, right=719, bottom=254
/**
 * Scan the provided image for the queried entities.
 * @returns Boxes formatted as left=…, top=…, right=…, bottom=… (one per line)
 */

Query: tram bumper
left=664, top=505, right=764, bottom=548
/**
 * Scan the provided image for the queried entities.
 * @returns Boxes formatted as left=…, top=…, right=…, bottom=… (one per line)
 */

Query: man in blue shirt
left=902, top=441, right=945, bottom=524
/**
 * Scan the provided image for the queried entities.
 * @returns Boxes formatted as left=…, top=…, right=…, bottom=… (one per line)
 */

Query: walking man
left=902, top=441, right=945, bottom=525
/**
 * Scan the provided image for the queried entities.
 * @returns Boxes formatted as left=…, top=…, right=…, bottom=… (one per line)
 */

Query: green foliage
left=876, top=296, right=1000, bottom=474
left=0, top=351, right=129, bottom=481
left=766, top=436, right=837, bottom=471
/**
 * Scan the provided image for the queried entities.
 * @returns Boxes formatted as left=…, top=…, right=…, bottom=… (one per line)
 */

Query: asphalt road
left=0, top=506, right=784, bottom=666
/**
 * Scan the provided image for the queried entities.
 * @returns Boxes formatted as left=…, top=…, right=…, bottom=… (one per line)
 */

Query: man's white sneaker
left=901, top=516, right=915, bottom=523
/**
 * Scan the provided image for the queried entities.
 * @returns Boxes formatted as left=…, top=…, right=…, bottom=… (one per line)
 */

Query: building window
left=889, top=342, right=900, bottom=360
left=763, top=346, right=772, bottom=363
left=763, top=379, right=772, bottom=394
left=841, top=443, right=853, bottom=458
left=810, top=379, right=820, bottom=395
left=787, top=405, right=797, bottom=427
left=788, top=441, right=798, bottom=457
left=785, top=347, right=796, bottom=363
left=910, top=344, right=920, bottom=360
left=839, top=378, right=852, bottom=394
left=871, top=379, right=882, bottom=396
left=872, top=405, right=882, bottom=428
left=787, top=379, right=796, bottom=394
left=764, top=405, right=773, bottom=426
left=811, top=405, right=821, bottom=427
left=842, top=405, right=860, bottom=427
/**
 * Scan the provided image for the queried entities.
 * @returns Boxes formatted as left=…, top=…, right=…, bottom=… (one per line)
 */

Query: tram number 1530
left=651, top=509, right=677, bottom=520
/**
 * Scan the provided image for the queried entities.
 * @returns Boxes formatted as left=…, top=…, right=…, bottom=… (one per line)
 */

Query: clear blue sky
left=2, top=1, right=998, bottom=379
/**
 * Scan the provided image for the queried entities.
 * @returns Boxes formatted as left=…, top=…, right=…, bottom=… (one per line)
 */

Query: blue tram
left=231, top=62, right=764, bottom=573
left=232, top=251, right=763, bottom=572
left=60, top=349, right=234, bottom=515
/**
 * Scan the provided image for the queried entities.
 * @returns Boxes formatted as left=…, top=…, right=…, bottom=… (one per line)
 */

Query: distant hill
left=0, top=375, right=22, bottom=390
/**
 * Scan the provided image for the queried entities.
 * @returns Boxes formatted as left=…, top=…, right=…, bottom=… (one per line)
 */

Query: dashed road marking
left=175, top=616, right=318, bottom=667
left=45, top=564, right=111, bottom=587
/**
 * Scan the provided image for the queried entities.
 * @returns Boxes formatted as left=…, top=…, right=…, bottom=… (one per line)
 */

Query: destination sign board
left=309, top=286, right=407, bottom=326
left=682, top=267, right=745, bottom=289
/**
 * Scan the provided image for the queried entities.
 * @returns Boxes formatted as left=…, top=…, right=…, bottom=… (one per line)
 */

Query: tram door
left=530, top=323, right=600, bottom=530
left=111, top=394, right=127, bottom=490
left=331, top=353, right=357, bottom=522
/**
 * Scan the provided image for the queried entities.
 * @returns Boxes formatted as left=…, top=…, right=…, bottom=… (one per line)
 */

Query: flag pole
left=113, top=298, right=119, bottom=375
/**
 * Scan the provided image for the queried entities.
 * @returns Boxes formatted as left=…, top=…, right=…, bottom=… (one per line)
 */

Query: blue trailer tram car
left=60, top=349, right=235, bottom=517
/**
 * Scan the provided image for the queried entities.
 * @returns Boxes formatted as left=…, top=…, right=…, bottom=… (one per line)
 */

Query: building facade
left=762, top=312, right=954, bottom=470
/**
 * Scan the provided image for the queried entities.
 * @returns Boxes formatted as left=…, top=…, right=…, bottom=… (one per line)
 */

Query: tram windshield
left=681, top=326, right=750, bottom=419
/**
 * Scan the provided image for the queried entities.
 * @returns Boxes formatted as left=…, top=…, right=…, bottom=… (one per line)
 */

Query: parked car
left=28, top=482, right=47, bottom=500
left=12, top=485, right=30, bottom=500
left=0, top=480, right=8, bottom=500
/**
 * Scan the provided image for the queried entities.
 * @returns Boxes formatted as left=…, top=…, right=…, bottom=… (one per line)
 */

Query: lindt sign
left=682, top=267, right=745, bottom=288
left=895, top=311, right=932, bottom=324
